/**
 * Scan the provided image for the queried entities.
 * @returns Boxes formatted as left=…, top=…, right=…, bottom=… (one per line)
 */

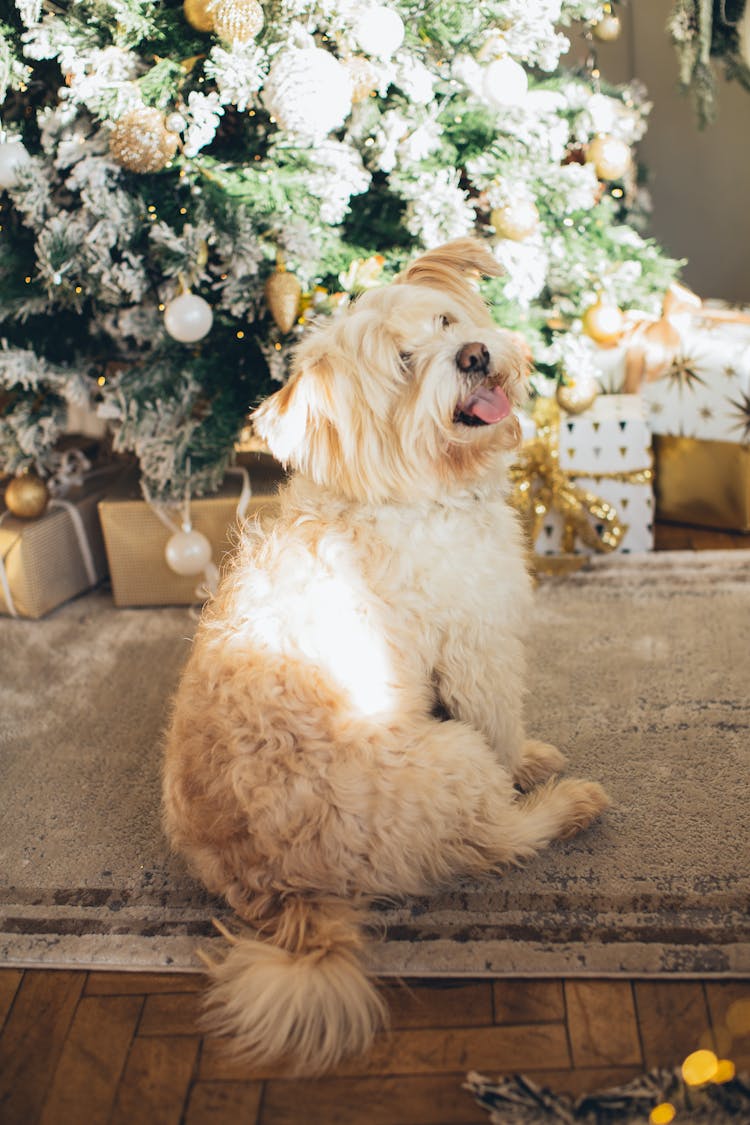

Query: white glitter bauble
left=352, top=5, right=405, bottom=60
left=0, top=136, right=31, bottom=189
left=164, top=292, right=214, bottom=342
left=482, top=56, right=528, bottom=108
left=263, top=47, right=353, bottom=140
left=165, top=111, right=187, bottom=134
left=165, top=527, right=213, bottom=575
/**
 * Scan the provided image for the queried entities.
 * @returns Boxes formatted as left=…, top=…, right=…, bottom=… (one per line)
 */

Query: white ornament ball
left=263, top=47, right=353, bottom=140
left=164, top=292, right=214, bottom=343
left=482, top=56, right=528, bottom=108
left=165, top=527, right=213, bottom=576
left=352, top=5, right=405, bottom=60
left=0, top=136, right=31, bottom=190
left=165, top=111, right=187, bottom=134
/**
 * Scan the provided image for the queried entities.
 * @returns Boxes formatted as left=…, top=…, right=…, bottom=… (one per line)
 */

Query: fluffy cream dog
left=162, top=238, right=610, bottom=1075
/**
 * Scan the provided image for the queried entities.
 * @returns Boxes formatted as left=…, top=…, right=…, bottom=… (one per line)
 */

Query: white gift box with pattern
left=594, top=301, right=750, bottom=444
left=525, top=394, right=654, bottom=557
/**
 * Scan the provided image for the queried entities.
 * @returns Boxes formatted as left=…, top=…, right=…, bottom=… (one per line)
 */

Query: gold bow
left=509, top=399, right=651, bottom=574
left=620, top=283, right=750, bottom=393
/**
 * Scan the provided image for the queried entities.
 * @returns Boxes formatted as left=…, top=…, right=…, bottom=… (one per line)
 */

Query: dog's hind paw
left=514, top=739, right=568, bottom=791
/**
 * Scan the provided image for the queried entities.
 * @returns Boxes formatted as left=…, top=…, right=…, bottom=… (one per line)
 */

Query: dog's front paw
left=556, top=779, right=611, bottom=839
left=514, top=739, right=568, bottom=791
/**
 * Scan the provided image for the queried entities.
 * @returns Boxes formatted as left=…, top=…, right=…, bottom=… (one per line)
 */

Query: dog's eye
left=440, top=315, right=455, bottom=329
left=399, top=351, right=413, bottom=366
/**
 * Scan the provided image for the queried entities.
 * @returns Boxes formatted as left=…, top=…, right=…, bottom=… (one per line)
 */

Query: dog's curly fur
left=162, top=238, right=610, bottom=1075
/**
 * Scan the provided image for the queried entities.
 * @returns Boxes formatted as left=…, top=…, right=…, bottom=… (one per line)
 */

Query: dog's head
left=252, top=238, right=529, bottom=502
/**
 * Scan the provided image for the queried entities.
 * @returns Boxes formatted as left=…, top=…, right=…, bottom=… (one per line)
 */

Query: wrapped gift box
left=99, top=452, right=285, bottom=607
left=0, top=467, right=116, bottom=619
left=514, top=394, right=654, bottom=560
left=594, top=295, right=750, bottom=531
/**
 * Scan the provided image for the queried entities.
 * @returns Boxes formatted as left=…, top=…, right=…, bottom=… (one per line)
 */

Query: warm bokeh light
left=681, top=1048, right=718, bottom=1086
left=713, top=1059, right=736, bottom=1084
left=650, top=1103, right=676, bottom=1125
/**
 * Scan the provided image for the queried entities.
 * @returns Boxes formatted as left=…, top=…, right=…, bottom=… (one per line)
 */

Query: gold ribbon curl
left=606, top=283, right=750, bottom=393
left=509, top=399, right=653, bottom=574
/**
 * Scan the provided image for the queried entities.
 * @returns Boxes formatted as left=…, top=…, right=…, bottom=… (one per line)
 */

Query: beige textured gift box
left=99, top=453, right=285, bottom=607
left=0, top=469, right=114, bottom=619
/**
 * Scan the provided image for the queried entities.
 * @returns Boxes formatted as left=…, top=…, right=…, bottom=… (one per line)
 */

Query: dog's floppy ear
left=251, top=356, right=340, bottom=474
left=396, top=237, right=502, bottom=290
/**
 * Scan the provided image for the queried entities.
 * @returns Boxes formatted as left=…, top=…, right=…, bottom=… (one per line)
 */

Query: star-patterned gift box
left=594, top=299, right=750, bottom=531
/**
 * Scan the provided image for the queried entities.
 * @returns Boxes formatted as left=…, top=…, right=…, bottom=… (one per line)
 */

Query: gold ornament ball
left=581, top=297, right=625, bottom=345
left=593, top=14, right=621, bottom=42
left=265, top=266, right=302, bottom=334
left=556, top=376, right=598, bottom=415
left=4, top=473, right=50, bottom=519
left=212, top=0, right=264, bottom=43
left=183, top=0, right=216, bottom=32
left=110, top=108, right=179, bottom=174
left=491, top=200, right=539, bottom=242
left=587, top=134, right=631, bottom=182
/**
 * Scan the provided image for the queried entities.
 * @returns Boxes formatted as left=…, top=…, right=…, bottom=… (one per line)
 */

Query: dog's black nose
left=456, top=342, right=490, bottom=375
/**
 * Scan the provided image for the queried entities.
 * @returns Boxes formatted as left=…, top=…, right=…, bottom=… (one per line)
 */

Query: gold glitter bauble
left=184, top=0, right=216, bottom=32
left=581, top=296, right=625, bottom=345
left=556, top=376, right=598, bottom=415
left=587, top=134, right=630, bottom=182
left=343, top=56, right=379, bottom=103
left=593, top=14, right=622, bottom=42
left=212, top=0, right=264, bottom=43
left=110, top=108, right=179, bottom=174
left=265, top=265, right=302, bottom=334
left=4, top=472, right=50, bottom=519
left=491, top=200, right=539, bottom=241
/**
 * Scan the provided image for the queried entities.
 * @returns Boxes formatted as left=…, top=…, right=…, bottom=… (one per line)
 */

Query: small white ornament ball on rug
left=164, top=292, right=213, bottom=342
left=482, top=56, right=528, bottom=108
left=352, top=5, right=405, bottom=60
left=263, top=47, right=353, bottom=139
left=0, top=136, right=31, bottom=189
left=165, top=527, right=213, bottom=576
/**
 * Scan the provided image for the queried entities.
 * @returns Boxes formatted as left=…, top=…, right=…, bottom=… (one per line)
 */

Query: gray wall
left=588, top=1, right=750, bottom=302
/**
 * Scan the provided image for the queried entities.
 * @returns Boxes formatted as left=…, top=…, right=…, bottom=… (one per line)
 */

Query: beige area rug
left=1, top=551, right=749, bottom=977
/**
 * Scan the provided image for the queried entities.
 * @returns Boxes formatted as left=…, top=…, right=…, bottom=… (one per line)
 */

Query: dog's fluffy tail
left=201, top=897, right=386, bottom=1075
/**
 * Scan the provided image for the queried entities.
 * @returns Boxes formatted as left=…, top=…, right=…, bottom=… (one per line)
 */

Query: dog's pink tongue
left=460, top=385, right=511, bottom=424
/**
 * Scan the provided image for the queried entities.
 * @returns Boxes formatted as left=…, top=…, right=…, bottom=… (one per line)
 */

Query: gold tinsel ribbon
left=509, top=399, right=653, bottom=575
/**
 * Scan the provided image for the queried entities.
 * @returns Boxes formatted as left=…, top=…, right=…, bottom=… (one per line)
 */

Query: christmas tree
left=0, top=0, right=680, bottom=504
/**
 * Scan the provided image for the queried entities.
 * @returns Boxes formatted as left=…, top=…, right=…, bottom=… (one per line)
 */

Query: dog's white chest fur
left=251, top=467, right=532, bottom=722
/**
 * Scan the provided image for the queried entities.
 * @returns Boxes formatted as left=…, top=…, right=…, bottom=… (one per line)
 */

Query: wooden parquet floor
left=1, top=972, right=750, bottom=1124
left=3, top=523, right=749, bottom=1125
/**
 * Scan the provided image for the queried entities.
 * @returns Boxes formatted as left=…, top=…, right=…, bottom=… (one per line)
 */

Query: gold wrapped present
left=654, top=435, right=750, bottom=532
left=509, top=396, right=654, bottom=574
left=0, top=468, right=116, bottom=619
left=98, top=452, right=285, bottom=607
